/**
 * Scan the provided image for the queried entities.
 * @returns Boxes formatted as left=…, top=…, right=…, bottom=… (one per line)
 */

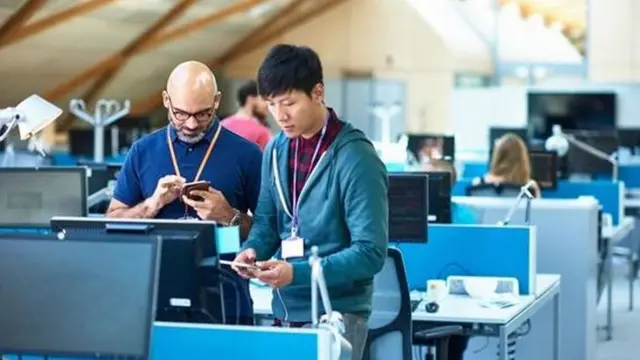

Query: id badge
left=282, top=236, right=304, bottom=259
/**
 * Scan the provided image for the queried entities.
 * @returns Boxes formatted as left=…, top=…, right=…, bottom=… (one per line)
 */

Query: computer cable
left=218, top=267, right=242, bottom=325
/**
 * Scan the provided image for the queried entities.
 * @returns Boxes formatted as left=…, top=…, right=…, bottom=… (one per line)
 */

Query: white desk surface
left=602, top=216, right=635, bottom=244
left=250, top=274, right=560, bottom=325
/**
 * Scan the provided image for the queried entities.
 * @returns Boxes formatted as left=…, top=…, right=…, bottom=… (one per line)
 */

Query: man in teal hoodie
left=232, top=44, right=388, bottom=360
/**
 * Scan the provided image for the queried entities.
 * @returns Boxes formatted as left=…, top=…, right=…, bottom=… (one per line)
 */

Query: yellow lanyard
left=166, top=124, right=221, bottom=181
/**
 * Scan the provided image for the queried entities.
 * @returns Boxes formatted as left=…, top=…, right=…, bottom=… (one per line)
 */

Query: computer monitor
left=69, top=128, right=113, bottom=159
left=392, top=171, right=452, bottom=224
left=50, top=217, right=227, bottom=324
left=77, top=161, right=122, bottom=195
left=0, top=232, right=159, bottom=359
left=405, top=133, right=455, bottom=163
left=529, top=150, right=558, bottom=190
left=617, top=128, right=640, bottom=154
left=0, top=167, right=87, bottom=228
left=387, top=173, right=428, bottom=243
left=527, top=92, right=617, bottom=139
left=565, top=130, right=619, bottom=178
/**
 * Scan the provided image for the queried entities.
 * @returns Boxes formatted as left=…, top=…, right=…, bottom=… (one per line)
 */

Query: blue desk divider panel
left=395, top=224, right=536, bottom=295
left=7, top=323, right=332, bottom=360
left=384, top=162, right=405, bottom=172
left=216, top=225, right=240, bottom=254
left=542, top=180, right=624, bottom=225
left=620, top=164, right=640, bottom=188
left=453, top=178, right=473, bottom=196
left=461, top=161, right=488, bottom=178
left=454, top=179, right=624, bottom=224
left=152, top=323, right=329, bottom=360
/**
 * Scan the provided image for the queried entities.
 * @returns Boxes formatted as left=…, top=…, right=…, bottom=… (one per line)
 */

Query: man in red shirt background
left=221, top=80, right=272, bottom=150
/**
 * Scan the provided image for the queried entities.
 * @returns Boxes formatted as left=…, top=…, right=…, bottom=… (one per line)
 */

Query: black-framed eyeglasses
left=167, top=95, right=214, bottom=123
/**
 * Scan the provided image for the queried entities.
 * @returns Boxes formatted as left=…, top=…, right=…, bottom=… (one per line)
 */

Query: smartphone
left=219, top=259, right=259, bottom=271
left=181, top=180, right=210, bottom=201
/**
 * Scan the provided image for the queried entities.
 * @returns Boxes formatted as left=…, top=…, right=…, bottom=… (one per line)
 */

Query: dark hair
left=237, top=80, right=259, bottom=106
left=257, top=44, right=323, bottom=98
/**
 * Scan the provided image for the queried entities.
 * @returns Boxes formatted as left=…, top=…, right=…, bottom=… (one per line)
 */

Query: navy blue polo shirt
left=114, top=120, right=262, bottom=218
left=113, top=119, right=262, bottom=324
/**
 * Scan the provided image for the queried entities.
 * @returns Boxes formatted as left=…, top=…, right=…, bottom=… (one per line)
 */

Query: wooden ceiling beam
left=139, top=0, right=269, bottom=52
left=213, top=0, right=307, bottom=66
left=499, top=0, right=585, bottom=31
left=54, top=0, right=198, bottom=130
left=0, top=0, right=117, bottom=48
left=44, top=0, right=196, bottom=102
left=130, top=0, right=309, bottom=116
left=216, top=0, right=350, bottom=67
left=80, top=0, right=198, bottom=104
left=0, top=0, right=47, bottom=44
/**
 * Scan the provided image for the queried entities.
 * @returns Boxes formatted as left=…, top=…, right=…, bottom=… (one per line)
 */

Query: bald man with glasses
left=107, top=61, right=263, bottom=325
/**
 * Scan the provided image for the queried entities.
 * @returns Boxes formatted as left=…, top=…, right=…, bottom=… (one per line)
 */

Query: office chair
left=465, top=179, right=522, bottom=198
left=364, top=248, right=463, bottom=360
left=364, top=248, right=412, bottom=360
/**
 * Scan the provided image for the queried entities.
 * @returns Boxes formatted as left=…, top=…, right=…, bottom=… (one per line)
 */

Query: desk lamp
left=310, top=246, right=353, bottom=360
left=0, top=95, right=63, bottom=155
left=498, top=180, right=536, bottom=226
left=545, top=124, right=618, bottom=181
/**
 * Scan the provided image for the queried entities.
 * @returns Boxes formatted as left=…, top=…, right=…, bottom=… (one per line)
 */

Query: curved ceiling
left=0, top=0, right=347, bottom=129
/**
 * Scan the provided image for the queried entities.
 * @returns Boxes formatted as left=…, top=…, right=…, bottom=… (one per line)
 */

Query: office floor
left=597, top=265, right=640, bottom=360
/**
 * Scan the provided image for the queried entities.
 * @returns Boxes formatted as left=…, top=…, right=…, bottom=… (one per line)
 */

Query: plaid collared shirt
left=288, top=108, right=343, bottom=204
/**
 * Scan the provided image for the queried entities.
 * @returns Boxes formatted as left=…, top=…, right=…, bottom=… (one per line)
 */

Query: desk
left=412, top=274, right=560, bottom=360
left=601, top=216, right=636, bottom=340
left=250, top=274, right=561, bottom=360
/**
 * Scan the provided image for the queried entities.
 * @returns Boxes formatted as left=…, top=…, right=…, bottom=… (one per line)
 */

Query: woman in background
left=482, top=133, right=541, bottom=198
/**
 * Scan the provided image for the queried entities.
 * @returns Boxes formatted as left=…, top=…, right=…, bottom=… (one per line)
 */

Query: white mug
left=426, top=279, right=448, bottom=302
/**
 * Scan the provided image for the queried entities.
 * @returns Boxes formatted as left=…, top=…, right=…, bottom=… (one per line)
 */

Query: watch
left=228, top=208, right=242, bottom=226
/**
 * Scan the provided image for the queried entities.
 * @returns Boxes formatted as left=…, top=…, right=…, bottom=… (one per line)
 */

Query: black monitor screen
left=77, top=161, right=122, bottom=195
left=406, top=133, right=455, bottom=163
left=50, top=217, right=225, bottom=324
left=529, top=150, right=558, bottom=190
left=388, top=174, right=428, bottom=243
left=0, top=233, right=158, bottom=359
left=527, top=92, right=617, bottom=140
left=618, top=128, right=640, bottom=151
left=0, top=167, right=87, bottom=227
left=566, top=130, right=619, bottom=176
left=394, top=171, right=452, bottom=224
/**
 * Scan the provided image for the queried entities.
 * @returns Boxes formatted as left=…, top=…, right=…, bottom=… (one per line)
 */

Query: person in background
left=107, top=60, right=262, bottom=325
left=423, top=159, right=475, bottom=360
left=221, top=80, right=272, bottom=150
left=480, top=132, right=541, bottom=198
left=232, top=44, right=388, bottom=360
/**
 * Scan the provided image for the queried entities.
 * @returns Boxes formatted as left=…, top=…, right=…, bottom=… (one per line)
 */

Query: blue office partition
left=384, top=162, right=405, bottom=172
left=620, top=164, right=640, bottom=189
left=543, top=180, right=624, bottom=225
left=461, top=161, right=488, bottom=179
left=9, top=323, right=331, bottom=360
left=395, top=224, right=536, bottom=295
left=453, top=178, right=473, bottom=196
left=454, top=178, right=624, bottom=224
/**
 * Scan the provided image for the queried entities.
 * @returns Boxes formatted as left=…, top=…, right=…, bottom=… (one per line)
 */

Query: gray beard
left=170, top=122, right=207, bottom=144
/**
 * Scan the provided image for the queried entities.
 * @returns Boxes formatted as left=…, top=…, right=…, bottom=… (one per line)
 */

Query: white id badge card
left=281, top=236, right=304, bottom=259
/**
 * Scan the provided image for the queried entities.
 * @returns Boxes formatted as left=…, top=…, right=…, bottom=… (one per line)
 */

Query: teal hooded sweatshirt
left=242, top=121, right=389, bottom=322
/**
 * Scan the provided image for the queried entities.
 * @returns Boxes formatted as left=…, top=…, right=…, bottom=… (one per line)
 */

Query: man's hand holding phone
left=181, top=181, right=235, bottom=222
left=232, top=248, right=259, bottom=279
left=151, top=175, right=186, bottom=208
